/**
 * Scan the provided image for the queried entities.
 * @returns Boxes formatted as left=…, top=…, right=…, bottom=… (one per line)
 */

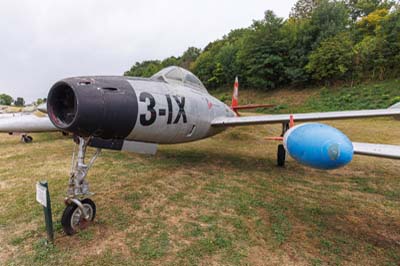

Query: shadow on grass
left=154, top=148, right=307, bottom=176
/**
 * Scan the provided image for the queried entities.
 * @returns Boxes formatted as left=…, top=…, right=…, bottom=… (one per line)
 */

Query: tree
left=215, top=43, right=241, bottom=85
left=308, top=0, right=350, bottom=48
left=346, top=0, right=394, bottom=21
left=36, top=98, right=46, bottom=105
left=161, top=56, right=179, bottom=68
left=180, top=47, right=201, bottom=70
left=124, top=2, right=400, bottom=91
left=290, top=0, right=320, bottom=19
left=353, top=7, right=400, bottom=80
left=124, top=60, right=163, bottom=77
left=306, top=33, right=354, bottom=81
left=0, top=93, right=13, bottom=105
left=237, top=10, right=290, bottom=89
left=284, top=0, right=350, bottom=85
left=356, top=8, right=388, bottom=35
left=192, top=40, right=226, bottom=88
left=14, top=97, right=25, bottom=107
left=282, top=18, right=314, bottom=85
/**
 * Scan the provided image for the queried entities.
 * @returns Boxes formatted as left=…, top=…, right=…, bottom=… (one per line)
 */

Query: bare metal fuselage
left=124, top=79, right=235, bottom=144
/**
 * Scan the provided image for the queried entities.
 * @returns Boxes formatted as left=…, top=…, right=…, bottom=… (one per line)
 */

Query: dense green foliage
left=124, top=47, right=201, bottom=77
left=14, top=97, right=25, bottom=107
left=35, top=98, right=46, bottom=105
left=0, top=93, right=13, bottom=105
left=125, top=0, right=400, bottom=91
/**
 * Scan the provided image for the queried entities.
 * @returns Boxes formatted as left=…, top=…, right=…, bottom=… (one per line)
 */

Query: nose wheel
left=61, top=198, right=96, bottom=235
left=61, top=136, right=101, bottom=235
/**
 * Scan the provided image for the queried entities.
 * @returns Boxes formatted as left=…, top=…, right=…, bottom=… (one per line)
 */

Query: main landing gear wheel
left=61, top=198, right=96, bottom=235
left=21, top=135, right=33, bottom=143
left=277, top=144, right=286, bottom=167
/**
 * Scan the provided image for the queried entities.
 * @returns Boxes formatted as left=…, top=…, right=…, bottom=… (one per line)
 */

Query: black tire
left=61, top=198, right=96, bottom=235
left=277, top=144, right=286, bottom=167
left=21, top=135, right=32, bottom=143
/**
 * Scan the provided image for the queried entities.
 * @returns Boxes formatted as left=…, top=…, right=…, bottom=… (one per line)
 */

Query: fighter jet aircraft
left=1, top=66, right=400, bottom=235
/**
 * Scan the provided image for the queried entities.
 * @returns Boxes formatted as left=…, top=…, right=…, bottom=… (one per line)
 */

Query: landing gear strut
left=277, top=122, right=289, bottom=167
left=21, top=134, right=33, bottom=143
left=61, top=136, right=101, bottom=235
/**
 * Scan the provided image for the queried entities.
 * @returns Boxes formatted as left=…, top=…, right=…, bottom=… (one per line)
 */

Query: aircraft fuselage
left=126, top=78, right=235, bottom=144
left=47, top=76, right=236, bottom=144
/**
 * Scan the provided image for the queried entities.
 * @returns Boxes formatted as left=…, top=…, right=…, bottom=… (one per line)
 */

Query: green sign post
left=36, top=181, right=54, bottom=243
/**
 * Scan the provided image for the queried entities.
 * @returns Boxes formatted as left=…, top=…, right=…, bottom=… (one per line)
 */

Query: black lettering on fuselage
left=139, top=92, right=157, bottom=126
left=139, top=92, right=187, bottom=126
left=166, top=94, right=173, bottom=124
left=173, top=96, right=187, bottom=124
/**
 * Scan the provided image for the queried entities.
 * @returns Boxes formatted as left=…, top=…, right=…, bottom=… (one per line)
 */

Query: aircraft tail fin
left=231, top=76, right=239, bottom=108
left=230, top=76, right=275, bottom=116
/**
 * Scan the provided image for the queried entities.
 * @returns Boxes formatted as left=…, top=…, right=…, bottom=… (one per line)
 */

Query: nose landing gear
left=61, top=136, right=101, bottom=235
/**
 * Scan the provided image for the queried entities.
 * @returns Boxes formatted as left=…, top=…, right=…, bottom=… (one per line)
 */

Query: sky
left=0, top=0, right=296, bottom=103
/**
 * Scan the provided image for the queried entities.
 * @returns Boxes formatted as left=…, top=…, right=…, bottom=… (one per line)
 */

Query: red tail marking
left=231, top=76, right=239, bottom=108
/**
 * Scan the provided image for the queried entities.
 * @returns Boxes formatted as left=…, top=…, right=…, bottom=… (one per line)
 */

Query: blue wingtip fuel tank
left=283, top=123, right=353, bottom=170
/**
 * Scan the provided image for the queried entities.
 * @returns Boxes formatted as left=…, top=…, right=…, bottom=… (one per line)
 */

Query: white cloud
left=0, top=0, right=296, bottom=102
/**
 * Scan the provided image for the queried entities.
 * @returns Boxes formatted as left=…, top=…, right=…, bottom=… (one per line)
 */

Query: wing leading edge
left=0, top=114, right=57, bottom=133
left=212, top=108, right=400, bottom=127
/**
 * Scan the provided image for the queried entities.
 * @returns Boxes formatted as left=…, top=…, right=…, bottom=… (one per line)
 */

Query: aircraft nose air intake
left=283, top=123, right=353, bottom=170
left=47, top=77, right=138, bottom=139
left=47, top=82, right=78, bottom=128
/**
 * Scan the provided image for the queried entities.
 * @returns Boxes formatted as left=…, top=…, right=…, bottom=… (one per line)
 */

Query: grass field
left=1, top=79, right=400, bottom=265
left=1, top=115, right=400, bottom=265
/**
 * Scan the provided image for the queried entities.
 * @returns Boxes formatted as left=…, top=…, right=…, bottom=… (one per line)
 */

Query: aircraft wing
left=211, top=108, right=400, bottom=127
left=0, top=113, right=57, bottom=133
left=353, top=142, right=400, bottom=159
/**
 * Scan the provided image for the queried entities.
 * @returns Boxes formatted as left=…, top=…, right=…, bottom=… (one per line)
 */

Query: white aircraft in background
left=0, top=66, right=399, bottom=235
left=0, top=103, right=57, bottom=142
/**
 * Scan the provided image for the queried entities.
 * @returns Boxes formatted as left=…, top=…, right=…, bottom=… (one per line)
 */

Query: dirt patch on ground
left=0, top=229, right=12, bottom=265
left=334, top=214, right=400, bottom=249
left=247, top=245, right=308, bottom=266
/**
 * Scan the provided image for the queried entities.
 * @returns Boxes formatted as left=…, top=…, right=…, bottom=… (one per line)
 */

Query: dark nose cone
left=47, top=76, right=139, bottom=139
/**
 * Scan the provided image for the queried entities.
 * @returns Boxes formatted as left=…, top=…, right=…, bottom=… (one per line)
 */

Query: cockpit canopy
left=151, top=66, right=207, bottom=93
